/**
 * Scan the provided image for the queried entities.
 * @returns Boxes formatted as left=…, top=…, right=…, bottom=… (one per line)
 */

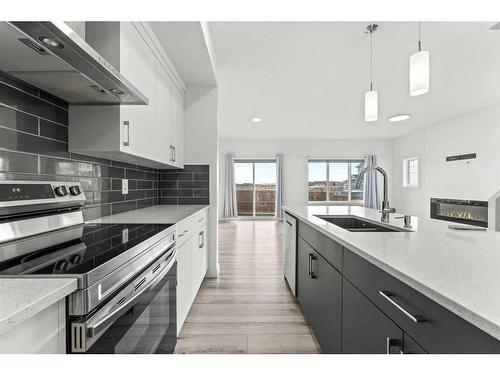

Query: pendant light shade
left=365, top=90, right=378, bottom=122
left=364, top=24, right=378, bottom=122
left=409, top=22, right=430, bottom=96
left=409, top=49, right=429, bottom=96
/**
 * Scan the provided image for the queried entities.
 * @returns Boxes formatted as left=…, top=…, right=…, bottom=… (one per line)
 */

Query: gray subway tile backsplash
left=0, top=70, right=209, bottom=220
left=0, top=149, right=38, bottom=174
left=158, top=167, right=210, bottom=205
left=0, top=105, right=39, bottom=134
left=39, top=119, right=68, bottom=142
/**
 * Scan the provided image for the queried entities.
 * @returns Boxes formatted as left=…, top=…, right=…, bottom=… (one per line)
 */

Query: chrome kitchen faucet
left=355, top=165, right=396, bottom=222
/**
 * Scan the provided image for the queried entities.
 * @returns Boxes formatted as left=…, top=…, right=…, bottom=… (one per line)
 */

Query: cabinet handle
left=386, top=337, right=397, bottom=354
left=123, top=121, right=130, bottom=146
left=199, top=231, right=204, bottom=248
left=379, top=291, right=424, bottom=323
left=308, top=253, right=312, bottom=277
left=169, top=145, right=176, bottom=162
left=308, top=253, right=317, bottom=279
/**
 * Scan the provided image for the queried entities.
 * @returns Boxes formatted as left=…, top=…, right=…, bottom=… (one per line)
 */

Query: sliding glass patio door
left=234, top=160, right=277, bottom=217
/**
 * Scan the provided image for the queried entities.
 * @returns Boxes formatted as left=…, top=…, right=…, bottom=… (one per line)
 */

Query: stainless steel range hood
left=0, top=22, right=148, bottom=105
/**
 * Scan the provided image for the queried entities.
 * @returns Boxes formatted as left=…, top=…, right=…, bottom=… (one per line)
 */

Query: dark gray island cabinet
left=294, top=218, right=500, bottom=354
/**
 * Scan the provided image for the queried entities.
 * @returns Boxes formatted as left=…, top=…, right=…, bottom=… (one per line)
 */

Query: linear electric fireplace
left=430, top=198, right=488, bottom=228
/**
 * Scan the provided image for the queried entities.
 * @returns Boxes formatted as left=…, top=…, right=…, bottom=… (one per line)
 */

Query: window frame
left=234, top=158, right=277, bottom=217
left=402, top=156, right=419, bottom=188
left=307, top=159, right=365, bottom=204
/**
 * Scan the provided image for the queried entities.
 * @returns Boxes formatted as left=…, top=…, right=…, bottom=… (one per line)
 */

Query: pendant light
left=409, top=22, right=430, bottom=96
left=365, top=24, right=378, bottom=122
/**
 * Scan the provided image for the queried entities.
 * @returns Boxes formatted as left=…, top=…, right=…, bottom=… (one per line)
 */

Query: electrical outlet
left=122, top=179, right=128, bottom=194
left=122, top=228, right=129, bottom=243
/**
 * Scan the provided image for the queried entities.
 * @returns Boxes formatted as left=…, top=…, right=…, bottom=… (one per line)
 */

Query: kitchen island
left=283, top=205, right=500, bottom=354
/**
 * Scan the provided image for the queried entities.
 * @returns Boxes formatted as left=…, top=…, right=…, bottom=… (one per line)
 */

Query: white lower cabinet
left=192, top=223, right=208, bottom=296
left=0, top=300, right=66, bottom=354
left=176, top=234, right=194, bottom=333
left=176, top=209, right=208, bottom=335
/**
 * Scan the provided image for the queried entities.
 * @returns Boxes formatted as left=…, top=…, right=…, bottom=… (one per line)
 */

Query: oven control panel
left=0, top=181, right=85, bottom=203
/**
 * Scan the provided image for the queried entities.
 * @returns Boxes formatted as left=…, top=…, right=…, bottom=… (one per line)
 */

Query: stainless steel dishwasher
left=283, top=212, right=297, bottom=296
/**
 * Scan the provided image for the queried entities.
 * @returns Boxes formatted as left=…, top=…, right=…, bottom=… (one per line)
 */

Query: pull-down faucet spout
left=355, top=165, right=395, bottom=222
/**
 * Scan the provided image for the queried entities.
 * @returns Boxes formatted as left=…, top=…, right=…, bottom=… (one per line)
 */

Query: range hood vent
left=0, top=22, right=148, bottom=105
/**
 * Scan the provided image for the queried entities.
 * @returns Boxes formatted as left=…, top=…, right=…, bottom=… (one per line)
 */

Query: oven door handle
left=85, top=245, right=177, bottom=339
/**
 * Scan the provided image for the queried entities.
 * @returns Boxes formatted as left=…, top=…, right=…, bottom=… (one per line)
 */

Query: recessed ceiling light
left=251, top=117, right=263, bottom=123
left=388, top=114, right=411, bottom=122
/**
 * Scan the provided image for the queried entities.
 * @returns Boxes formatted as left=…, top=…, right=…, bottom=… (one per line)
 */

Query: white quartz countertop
left=283, top=205, right=500, bottom=341
left=89, top=205, right=208, bottom=225
left=0, top=278, right=77, bottom=336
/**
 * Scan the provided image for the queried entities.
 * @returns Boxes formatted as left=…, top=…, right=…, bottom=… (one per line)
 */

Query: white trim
left=403, top=156, right=419, bottom=188
left=307, top=201, right=363, bottom=207
left=307, top=159, right=365, bottom=204
left=234, top=159, right=277, bottom=218
left=200, top=22, right=219, bottom=84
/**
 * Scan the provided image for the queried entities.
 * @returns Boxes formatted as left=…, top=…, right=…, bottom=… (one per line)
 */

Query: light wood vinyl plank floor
left=175, top=220, right=320, bottom=354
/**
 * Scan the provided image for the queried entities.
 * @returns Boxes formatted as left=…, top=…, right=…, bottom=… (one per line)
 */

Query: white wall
left=218, top=138, right=393, bottom=219
left=184, top=86, right=219, bottom=277
left=392, top=105, right=500, bottom=218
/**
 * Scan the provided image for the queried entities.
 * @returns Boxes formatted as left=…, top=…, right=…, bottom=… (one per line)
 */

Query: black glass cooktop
left=0, top=223, right=173, bottom=276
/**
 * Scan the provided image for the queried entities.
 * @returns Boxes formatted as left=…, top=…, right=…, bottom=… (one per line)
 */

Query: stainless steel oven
left=70, top=243, right=177, bottom=354
left=0, top=180, right=178, bottom=354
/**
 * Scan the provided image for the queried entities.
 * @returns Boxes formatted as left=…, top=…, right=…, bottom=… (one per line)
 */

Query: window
left=235, top=160, right=277, bottom=217
left=403, top=157, right=419, bottom=187
left=308, top=160, right=365, bottom=203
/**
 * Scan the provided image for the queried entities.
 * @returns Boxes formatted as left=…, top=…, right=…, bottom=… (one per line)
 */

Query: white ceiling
left=209, top=22, right=500, bottom=140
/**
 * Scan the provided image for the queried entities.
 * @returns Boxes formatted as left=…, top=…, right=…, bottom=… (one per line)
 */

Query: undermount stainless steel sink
left=315, top=215, right=407, bottom=232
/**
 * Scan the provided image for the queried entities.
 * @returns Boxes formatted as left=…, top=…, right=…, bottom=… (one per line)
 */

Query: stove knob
left=69, top=185, right=81, bottom=196
left=54, top=186, right=68, bottom=197
left=70, top=254, right=82, bottom=264
left=56, top=260, right=68, bottom=271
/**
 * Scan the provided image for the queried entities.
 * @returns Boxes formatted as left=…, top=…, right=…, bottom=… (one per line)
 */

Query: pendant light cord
left=370, top=28, right=373, bottom=90
left=418, top=21, right=422, bottom=51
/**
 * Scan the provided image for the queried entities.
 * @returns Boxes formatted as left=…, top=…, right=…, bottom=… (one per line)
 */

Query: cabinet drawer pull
left=308, top=253, right=317, bottom=279
left=123, top=121, right=130, bottom=146
left=379, top=291, right=424, bottom=323
left=386, top=337, right=398, bottom=354
left=199, top=231, right=204, bottom=248
left=307, top=255, right=310, bottom=276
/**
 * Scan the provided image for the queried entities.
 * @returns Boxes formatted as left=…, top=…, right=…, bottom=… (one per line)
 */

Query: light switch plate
left=122, top=179, right=128, bottom=194
left=122, top=228, right=129, bottom=243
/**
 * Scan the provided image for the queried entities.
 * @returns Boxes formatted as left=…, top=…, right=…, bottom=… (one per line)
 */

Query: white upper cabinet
left=155, top=61, right=173, bottom=164
left=68, top=22, right=185, bottom=169
left=119, top=22, right=157, bottom=161
left=171, top=82, right=185, bottom=168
